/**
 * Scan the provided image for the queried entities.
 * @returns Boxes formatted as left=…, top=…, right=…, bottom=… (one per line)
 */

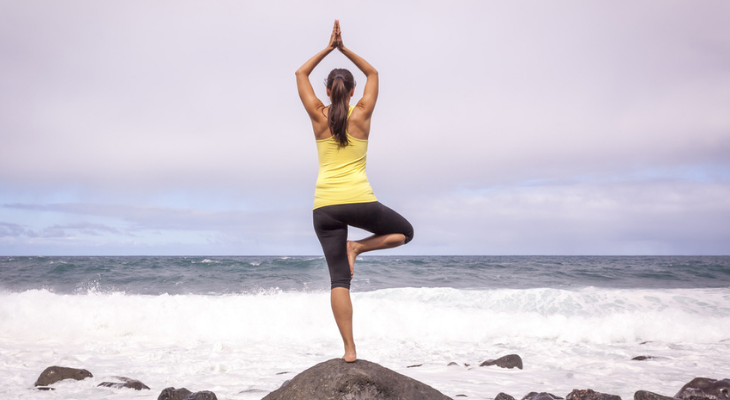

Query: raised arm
left=295, top=21, right=340, bottom=124
left=337, top=44, right=378, bottom=119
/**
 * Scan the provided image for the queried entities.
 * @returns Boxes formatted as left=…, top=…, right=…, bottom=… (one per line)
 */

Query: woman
left=295, top=20, right=414, bottom=362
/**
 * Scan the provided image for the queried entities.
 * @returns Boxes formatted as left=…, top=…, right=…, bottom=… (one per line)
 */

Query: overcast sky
left=1, top=0, right=729, bottom=256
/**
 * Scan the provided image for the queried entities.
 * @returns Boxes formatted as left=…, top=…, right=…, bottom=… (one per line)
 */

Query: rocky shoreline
left=31, top=354, right=729, bottom=400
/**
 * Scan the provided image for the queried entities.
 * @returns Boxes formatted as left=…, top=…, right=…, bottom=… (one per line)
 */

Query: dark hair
left=325, top=69, right=356, bottom=147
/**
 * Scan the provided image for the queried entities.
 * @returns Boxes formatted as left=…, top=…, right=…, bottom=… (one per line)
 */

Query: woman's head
left=325, top=69, right=356, bottom=147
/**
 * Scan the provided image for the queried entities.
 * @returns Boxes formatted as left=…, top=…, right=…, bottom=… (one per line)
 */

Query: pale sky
left=1, top=0, right=729, bottom=255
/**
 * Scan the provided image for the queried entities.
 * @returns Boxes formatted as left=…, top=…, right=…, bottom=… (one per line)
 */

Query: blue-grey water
left=1, top=255, right=729, bottom=294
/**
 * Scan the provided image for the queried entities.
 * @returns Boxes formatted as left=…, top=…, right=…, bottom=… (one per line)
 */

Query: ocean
left=1, top=256, right=729, bottom=399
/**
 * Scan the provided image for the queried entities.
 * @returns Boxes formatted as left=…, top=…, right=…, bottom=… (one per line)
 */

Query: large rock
left=262, top=358, right=452, bottom=400
left=496, top=393, right=517, bottom=400
left=566, top=389, right=621, bottom=400
left=480, top=354, right=523, bottom=370
left=675, top=378, right=730, bottom=400
left=98, top=376, right=150, bottom=390
left=34, top=366, right=93, bottom=387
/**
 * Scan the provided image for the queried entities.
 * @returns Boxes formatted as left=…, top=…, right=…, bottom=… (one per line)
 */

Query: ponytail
left=326, top=69, right=356, bottom=147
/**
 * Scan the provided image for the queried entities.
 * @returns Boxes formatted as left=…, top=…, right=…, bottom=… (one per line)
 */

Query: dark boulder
left=480, top=354, right=523, bottom=370
left=566, top=389, right=621, bottom=400
left=522, top=393, right=563, bottom=400
left=262, top=358, right=452, bottom=400
left=98, top=376, right=150, bottom=390
left=183, top=391, right=218, bottom=400
left=34, top=366, right=93, bottom=387
left=496, top=393, right=517, bottom=400
left=159, top=387, right=192, bottom=400
left=675, top=378, right=730, bottom=400
left=158, top=387, right=218, bottom=400
left=633, top=390, right=674, bottom=400
left=632, top=356, right=656, bottom=361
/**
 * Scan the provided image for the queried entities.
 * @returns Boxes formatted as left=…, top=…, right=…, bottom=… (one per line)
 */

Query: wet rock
left=632, top=356, right=656, bottom=361
left=522, top=393, right=563, bottom=400
left=566, top=389, right=621, bottom=400
left=158, top=387, right=192, bottom=400
left=633, top=390, right=673, bottom=400
left=496, top=393, right=517, bottom=400
left=34, top=366, right=93, bottom=387
left=184, top=391, right=218, bottom=400
left=98, top=376, right=150, bottom=390
left=239, top=389, right=267, bottom=394
left=480, top=354, right=523, bottom=370
left=261, top=358, right=452, bottom=400
left=158, top=387, right=218, bottom=400
left=675, top=377, right=730, bottom=400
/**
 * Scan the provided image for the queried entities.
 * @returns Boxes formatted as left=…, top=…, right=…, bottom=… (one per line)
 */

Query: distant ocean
left=1, top=256, right=729, bottom=399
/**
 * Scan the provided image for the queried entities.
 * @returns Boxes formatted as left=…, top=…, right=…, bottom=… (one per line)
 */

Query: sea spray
left=1, top=256, right=729, bottom=399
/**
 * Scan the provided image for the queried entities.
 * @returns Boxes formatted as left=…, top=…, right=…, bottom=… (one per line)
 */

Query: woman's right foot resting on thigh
left=347, top=233, right=407, bottom=278
left=346, top=240, right=360, bottom=278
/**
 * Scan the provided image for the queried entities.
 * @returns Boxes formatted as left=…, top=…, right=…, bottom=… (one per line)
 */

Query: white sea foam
left=0, top=287, right=728, bottom=399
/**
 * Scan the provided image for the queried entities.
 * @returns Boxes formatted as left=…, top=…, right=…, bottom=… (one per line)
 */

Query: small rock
left=632, top=356, right=655, bottom=361
left=183, top=391, right=218, bottom=400
left=239, top=389, right=267, bottom=394
left=34, top=366, right=93, bottom=387
left=522, top=393, right=563, bottom=400
left=633, top=390, right=673, bottom=400
left=158, top=388, right=219, bottom=400
left=447, top=362, right=460, bottom=367
left=480, top=354, right=523, bottom=370
left=407, top=364, right=423, bottom=368
left=566, top=389, right=621, bottom=400
left=675, top=377, right=730, bottom=400
left=159, top=387, right=193, bottom=400
left=275, top=371, right=289, bottom=375
left=98, top=377, right=150, bottom=390
left=496, top=393, right=517, bottom=400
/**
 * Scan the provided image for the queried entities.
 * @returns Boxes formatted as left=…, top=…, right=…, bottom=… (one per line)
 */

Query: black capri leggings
left=313, top=201, right=414, bottom=290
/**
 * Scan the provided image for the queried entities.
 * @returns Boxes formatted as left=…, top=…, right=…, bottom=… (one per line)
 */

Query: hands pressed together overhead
left=328, top=19, right=344, bottom=50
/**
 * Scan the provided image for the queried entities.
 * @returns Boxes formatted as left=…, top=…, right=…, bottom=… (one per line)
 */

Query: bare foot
left=346, top=240, right=359, bottom=278
left=342, top=346, right=357, bottom=362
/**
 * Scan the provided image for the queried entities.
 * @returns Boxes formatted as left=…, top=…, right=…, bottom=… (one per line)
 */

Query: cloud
left=1, top=1, right=729, bottom=255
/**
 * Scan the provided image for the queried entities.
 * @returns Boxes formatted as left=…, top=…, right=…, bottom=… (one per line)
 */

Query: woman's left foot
left=342, top=347, right=357, bottom=363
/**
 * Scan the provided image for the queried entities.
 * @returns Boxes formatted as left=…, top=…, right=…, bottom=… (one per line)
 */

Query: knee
left=403, top=227, right=414, bottom=245
left=331, top=281, right=351, bottom=290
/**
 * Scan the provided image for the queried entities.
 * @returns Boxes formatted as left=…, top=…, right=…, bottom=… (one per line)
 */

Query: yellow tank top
left=313, top=106, right=377, bottom=209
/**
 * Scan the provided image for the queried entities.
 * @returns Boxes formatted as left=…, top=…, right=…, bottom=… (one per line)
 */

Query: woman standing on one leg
left=295, top=20, right=414, bottom=362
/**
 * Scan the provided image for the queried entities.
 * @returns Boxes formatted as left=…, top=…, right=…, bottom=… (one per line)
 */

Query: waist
left=313, top=175, right=377, bottom=209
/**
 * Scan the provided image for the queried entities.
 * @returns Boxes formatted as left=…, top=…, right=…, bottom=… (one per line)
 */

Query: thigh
left=346, top=202, right=414, bottom=243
